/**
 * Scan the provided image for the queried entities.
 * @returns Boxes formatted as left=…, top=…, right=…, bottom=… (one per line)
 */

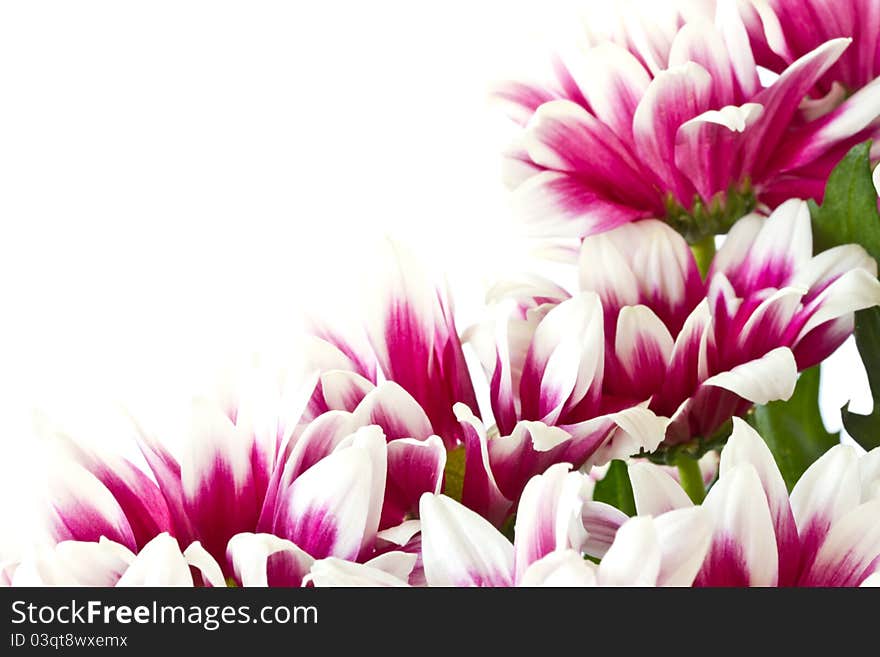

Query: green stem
left=691, top=235, right=717, bottom=279
left=675, top=454, right=706, bottom=504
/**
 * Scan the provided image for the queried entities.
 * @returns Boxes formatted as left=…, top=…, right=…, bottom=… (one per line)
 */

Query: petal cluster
left=496, top=0, right=880, bottom=251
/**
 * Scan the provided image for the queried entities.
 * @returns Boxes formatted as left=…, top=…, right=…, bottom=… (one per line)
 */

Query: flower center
left=664, top=183, right=757, bottom=244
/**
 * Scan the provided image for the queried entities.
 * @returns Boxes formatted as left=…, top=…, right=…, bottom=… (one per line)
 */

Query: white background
left=0, top=1, right=871, bottom=560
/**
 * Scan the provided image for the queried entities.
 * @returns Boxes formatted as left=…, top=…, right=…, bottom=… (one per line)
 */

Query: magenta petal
left=382, top=436, right=446, bottom=529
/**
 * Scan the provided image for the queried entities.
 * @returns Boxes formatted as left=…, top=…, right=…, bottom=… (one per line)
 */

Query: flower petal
left=580, top=501, right=629, bottom=559
left=703, top=346, right=798, bottom=405
left=519, top=292, right=604, bottom=425
left=277, top=426, right=387, bottom=560
left=720, top=417, right=800, bottom=584
left=654, top=507, right=713, bottom=587
left=116, top=534, right=193, bottom=587
left=46, top=460, right=137, bottom=552
left=382, top=436, right=446, bottom=529
left=798, top=500, right=880, bottom=587
left=519, top=550, right=598, bottom=587
left=513, top=464, right=589, bottom=581
left=695, top=464, right=778, bottom=587
left=226, top=532, right=313, bottom=587
left=351, top=381, right=433, bottom=441
left=306, top=558, right=411, bottom=587
left=789, top=444, right=861, bottom=571
left=628, top=461, right=693, bottom=516
left=419, top=493, right=514, bottom=587
left=182, top=541, right=225, bottom=588
left=633, top=62, right=713, bottom=202
left=598, top=517, right=661, bottom=586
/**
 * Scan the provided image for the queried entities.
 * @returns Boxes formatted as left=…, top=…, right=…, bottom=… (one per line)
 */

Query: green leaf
left=842, top=308, right=880, bottom=451
left=808, top=140, right=880, bottom=451
left=591, top=460, right=636, bottom=516
left=809, top=141, right=880, bottom=262
left=749, top=367, right=839, bottom=490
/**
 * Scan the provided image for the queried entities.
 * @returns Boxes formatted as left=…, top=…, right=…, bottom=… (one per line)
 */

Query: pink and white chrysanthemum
left=305, top=247, right=669, bottom=525
left=472, top=199, right=880, bottom=449
left=496, top=0, right=880, bottom=254
left=43, top=371, right=439, bottom=585
left=303, top=464, right=711, bottom=587
left=629, top=418, right=880, bottom=586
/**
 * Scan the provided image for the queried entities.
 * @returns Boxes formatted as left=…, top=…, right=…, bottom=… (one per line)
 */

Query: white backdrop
left=0, top=1, right=871, bottom=560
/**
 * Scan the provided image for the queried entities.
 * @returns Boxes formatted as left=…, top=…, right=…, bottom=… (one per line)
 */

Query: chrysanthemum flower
left=474, top=200, right=880, bottom=451
left=496, top=0, right=880, bottom=254
left=306, top=247, right=669, bottom=525
left=629, top=418, right=880, bottom=586
left=43, top=370, right=439, bottom=585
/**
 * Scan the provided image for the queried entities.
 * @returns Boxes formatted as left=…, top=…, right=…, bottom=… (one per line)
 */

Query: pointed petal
left=633, top=63, right=713, bottom=202
left=513, top=170, right=650, bottom=242
left=46, top=461, right=136, bottom=552
left=611, top=305, right=675, bottom=399
left=567, top=42, right=651, bottom=143
left=789, top=445, right=861, bottom=570
left=116, top=534, right=193, bottom=587
left=523, top=99, right=652, bottom=201
left=182, top=541, right=225, bottom=588
left=799, top=500, right=880, bottom=586
left=519, top=292, right=604, bottom=424
left=695, top=465, right=778, bottom=587
left=319, top=370, right=375, bottom=413
left=712, top=199, right=813, bottom=294
left=419, top=493, right=514, bottom=587
left=352, top=381, right=433, bottom=440
left=579, top=220, right=704, bottom=334
left=513, top=464, right=589, bottom=581
left=720, top=418, right=800, bottom=583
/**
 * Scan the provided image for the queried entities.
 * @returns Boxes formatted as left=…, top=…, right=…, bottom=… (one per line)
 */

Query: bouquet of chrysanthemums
left=5, top=0, right=880, bottom=588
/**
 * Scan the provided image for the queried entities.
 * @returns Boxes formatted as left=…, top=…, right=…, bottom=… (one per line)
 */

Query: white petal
left=116, top=534, right=193, bottom=587
left=182, top=541, right=225, bottom=587
left=363, top=551, right=419, bottom=582
left=226, top=532, right=313, bottom=587
left=628, top=461, right=693, bottom=516
left=519, top=550, right=599, bottom=587
left=789, top=444, right=861, bottom=538
left=419, top=493, right=514, bottom=587
left=513, top=464, right=589, bottom=581
left=306, top=558, right=411, bottom=587
left=598, top=516, right=661, bottom=586
left=700, top=464, right=778, bottom=586
left=860, top=447, right=880, bottom=503
left=703, top=346, right=798, bottom=404
left=801, top=500, right=880, bottom=587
